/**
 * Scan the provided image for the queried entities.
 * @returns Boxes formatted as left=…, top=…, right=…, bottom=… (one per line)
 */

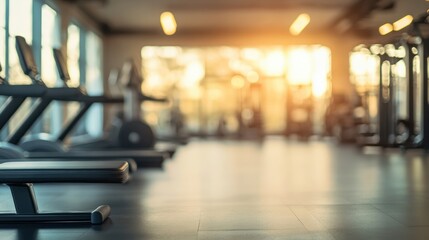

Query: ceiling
left=65, top=0, right=429, bottom=38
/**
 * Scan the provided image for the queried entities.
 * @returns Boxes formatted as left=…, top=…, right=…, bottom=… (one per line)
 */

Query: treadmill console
left=15, top=36, right=44, bottom=85
left=53, top=48, right=71, bottom=87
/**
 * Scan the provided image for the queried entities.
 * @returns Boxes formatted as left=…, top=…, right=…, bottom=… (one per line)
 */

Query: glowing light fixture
left=289, top=14, right=310, bottom=36
left=379, top=23, right=393, bottom=35
left=160, top=11, right=177, bottom=35
left=393, top=15, right=413, bottom=31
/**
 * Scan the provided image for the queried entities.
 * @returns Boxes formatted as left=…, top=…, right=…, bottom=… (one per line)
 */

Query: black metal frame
left=421, top=38, right=429, bottom=149
left=0, top=183, right=110, bottom=224
left=0, top=97, right=26, bottom=131
left=377, top=51, right=391, bottom=147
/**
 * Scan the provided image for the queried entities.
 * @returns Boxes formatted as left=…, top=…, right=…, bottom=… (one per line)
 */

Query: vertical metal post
left=422, top=39, right=429, bottom=149
left=8, top=183, right=39, bottom=214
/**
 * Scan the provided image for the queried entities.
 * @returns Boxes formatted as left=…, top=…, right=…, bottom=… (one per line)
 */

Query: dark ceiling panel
left=66, top=0, right=429, bottom=38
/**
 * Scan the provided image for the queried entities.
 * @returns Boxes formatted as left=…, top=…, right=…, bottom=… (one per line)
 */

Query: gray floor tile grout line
left=371, top=204, right=408, bottom=226
left=289, top=206, right=308, bottom=230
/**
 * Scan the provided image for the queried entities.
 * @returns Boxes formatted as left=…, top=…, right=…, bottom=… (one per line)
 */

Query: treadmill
left=0, top=65, right=141, bottom=172
left=50, top=50, right=176, bottom=157
left=4, top=36, right=167, bottom=168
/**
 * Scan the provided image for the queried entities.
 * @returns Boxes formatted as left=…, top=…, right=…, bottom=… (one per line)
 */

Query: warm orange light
left=182, top=61, right=204, bottom=87
left=393, top=15, right=413, bottom=31
left=260, top=50, right=285, bottom=77
left=312, top=47, right=330, bottom=98
left=246, top=71, right=259, bottom=83
left=160, top=11, right=177, bottom=35
left=231, top=75, right=245, bottom=89
left=350, top=52, right=369, bottom=77
left=379, top=23, right=393, bottom=35
left=312, top=75, right=328, bottom=98
left=287, top=48, right=312, bottom=85
left=289, top=14, right=310, bottom=36
left=395, top=60, right=407, bottom=78
left=350, top=49, right=379, bottom=89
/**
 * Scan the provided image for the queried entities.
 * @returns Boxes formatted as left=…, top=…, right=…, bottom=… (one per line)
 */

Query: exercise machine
left=54, top=53, right=176, bottom=156
left=0, top=160, right=129, bottom=224
left=0, top=36, right=166, bottom=168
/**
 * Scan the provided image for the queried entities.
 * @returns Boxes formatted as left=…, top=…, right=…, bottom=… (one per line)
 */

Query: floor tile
left=199, top=205, right=304, bottom=230
left=373, top=203, right=429, bottom=226
left=304, top=205, right=403, bottom=230
left=198, top=229, right=335, bottom=240
left=1, top=139, right=429, bottom=239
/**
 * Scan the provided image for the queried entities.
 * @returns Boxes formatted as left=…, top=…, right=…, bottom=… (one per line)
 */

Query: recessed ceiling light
left=289, top=14, right=310, bottom=36
left=160, top=12, right=177, bottom=36
left=379, top=23, right=393, bottom=35
left=393, top=15, right=413, bottom=31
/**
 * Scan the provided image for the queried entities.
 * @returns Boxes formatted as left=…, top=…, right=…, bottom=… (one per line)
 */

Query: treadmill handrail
left=7, top=36, right=87, bottom=144
left=0, top=84, right=46, bottom=97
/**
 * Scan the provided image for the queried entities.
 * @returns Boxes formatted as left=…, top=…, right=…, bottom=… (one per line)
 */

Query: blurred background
left=1, top=0, right=428, bottom=145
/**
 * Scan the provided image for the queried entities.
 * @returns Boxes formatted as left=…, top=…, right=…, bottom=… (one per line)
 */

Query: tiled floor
left=2, top=137, right=429, bottom=239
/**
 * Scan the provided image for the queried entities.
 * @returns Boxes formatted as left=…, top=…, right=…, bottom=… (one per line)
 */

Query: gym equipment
left=407, top=14, right=429, bottom=149
left=0, top=64, right=45, bottom=131
left=285, top=81, right=313, bottom=139
left=352, top=43, right=407, bottom=147
left=378, top=43, right=403, bottom=147
left=0, top=36, right=165, bottom=168
left=111, top=60, right=157, bottom=148
left=59, top=58, right=163, bottom=149
left=324, top=93, right=357, bottom=142
left=54, top=52, right=176, bottom=157
left=388, top=40, right=419, bottom=147
left=7, top=36, right=83, bottom=146
left=351, top=45, right=380, bottom=146
left=236, top=81, right=264, bottom=139
left=0, top=160, right=129, bottom=224
left=0, top=71, right=138, bottom=172
left=114, top=60, right=178, bottom=154
left=353, top=17, right=427, bottom=149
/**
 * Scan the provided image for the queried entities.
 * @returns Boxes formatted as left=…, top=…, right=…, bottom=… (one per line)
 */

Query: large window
left=41, top=4, right=60, bottom=87
left=67, top=23, right=104, bottom=138
left=9, top=0, right=32, bottom=84
left=7, top=0, right=33, bottom=134
left=67, top=23, right=81, bottom=87
left=0, top=0, right=5, bottom=77
left=0, top=0, right=5, bottom=138
left=85, top=31, right=103, bottom=137
left=40, top=3, right=61, bottom=135
left=0, top=1, right=104, bottom=141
